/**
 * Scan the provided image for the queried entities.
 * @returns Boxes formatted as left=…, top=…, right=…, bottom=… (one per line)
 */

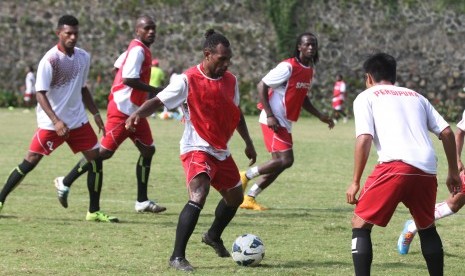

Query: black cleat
left=169, top=257, right=194, bottom=272
left=201, top=232, right=231, bottom=257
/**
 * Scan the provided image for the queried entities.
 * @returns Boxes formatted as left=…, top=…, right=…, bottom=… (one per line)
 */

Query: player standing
left=0, top=15, right=116, bottom=222
left=53, top=15, right=166, bottom=214
left=346, top=52, right=461, bottom=275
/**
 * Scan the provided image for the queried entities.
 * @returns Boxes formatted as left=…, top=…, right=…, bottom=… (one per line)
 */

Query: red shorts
left=101, top=102, right=153, bottom=151
left=180, top=151, right=240, bottom=191
left=355, top=161, right=437, bottom=229
left=260, top=123, right=293, bottom=153
left=29, top=123, right=98, bottom=155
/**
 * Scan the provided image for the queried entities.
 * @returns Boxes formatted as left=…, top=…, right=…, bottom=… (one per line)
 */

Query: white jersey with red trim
left=157, top=65, right=240, bottom=160
left=457, top=110, right=465, bottom=131
left=354, top=84, right=449, bottom=174
left=35, top=46, right=90, bottom=130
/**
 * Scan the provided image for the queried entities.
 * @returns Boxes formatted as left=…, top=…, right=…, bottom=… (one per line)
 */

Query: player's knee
left=281, top=156, right=294, bottom=169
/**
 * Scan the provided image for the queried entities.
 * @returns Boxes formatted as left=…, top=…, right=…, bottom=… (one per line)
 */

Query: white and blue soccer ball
left=231, top=234, right=265, bottom=266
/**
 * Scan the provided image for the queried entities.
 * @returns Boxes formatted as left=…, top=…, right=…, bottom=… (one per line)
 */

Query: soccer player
left=397, top=109, right=465, bottom=254
left=53, top=15, right=166, bottom=214
left=346, top=52, right=461, bottom=275
left=0, top=15, right=117, bottom=222
left=125, top=29, right=257, bottom=271
left=239, top=32, right=334, bottom=211
left=331, top=74, right=348, bottom=123
left=23, top=65, right=36, bottom=110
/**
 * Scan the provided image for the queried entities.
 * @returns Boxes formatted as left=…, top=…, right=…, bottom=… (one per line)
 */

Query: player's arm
left=302, top=97, right=334, bottom=129
left=257, top=80, right=280, bottom=133
left=36, top=90, right=68, bottom=137
left=455, top=127, right=465, bottom=171
left=236, top=112, right=257, bottom=166
left=123, top=78, right=163, bottom=94
left=440, top=126, right=461, bottom=195
left=125, top=96, right=164, bottom=131
left=346, top=134, right=372, bottom=205
left=81, top=86, right=105, bottom=136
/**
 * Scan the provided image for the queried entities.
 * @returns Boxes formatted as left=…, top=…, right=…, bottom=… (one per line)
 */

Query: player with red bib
left=239, top=32, right=334, bottom=211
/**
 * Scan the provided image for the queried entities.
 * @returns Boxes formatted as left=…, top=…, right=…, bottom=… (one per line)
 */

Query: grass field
left=0, top=108, right=464, bottom=275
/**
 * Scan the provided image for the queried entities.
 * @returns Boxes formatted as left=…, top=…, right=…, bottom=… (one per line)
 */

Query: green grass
left=0, top=108, right=463, bottom=275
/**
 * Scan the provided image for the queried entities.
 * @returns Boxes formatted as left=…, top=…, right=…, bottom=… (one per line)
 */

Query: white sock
left=434, top=201, right=454, bottom=220
left=408, top=201, right=455, bottom=234
left=246, top=166, right=259, bottom=180
left=247, top=184, right=262, bottom=197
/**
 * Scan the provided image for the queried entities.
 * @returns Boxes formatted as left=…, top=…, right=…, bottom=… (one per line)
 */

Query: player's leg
left=241, top=149, right=293, bottom=211
left=132, top=120, right=166, bottom=213
left=351, top=216, right=374, bottom=276
left=65, top=123, right=117, bottom=222
left=1, top=128, right=63, bottom=211
left=81, top=148, right=117, bottom=223
left=397, top=177, right=465, bottom=254
left=0, top=151, right=42, bottom=206
left=418, top=226, right=443, bottom=276
left=404, top=171, right=443, bottom=274
left=202, top=156, right=242, bottom=258
left=169, top=172, right=210, bottom=271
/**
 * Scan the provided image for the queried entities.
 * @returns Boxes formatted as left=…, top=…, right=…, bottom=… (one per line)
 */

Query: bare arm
left=36, top=90, right=68, bottom=137
left=257, top=80, right=280, bottom=132
left=346, top=134, right=373, bottom=204
left=455, top=128, right=465, bottom=171
left=81, top=86, right=104, bottom=135
left=236, top=112, right=257, bottom=166
left=302, top=97, right=334, bottom=129
left=440, top=126, right=462, bottom=194
left=125, top=97, right=165, bottom=131
left=123, top=78, right=163, bottom=95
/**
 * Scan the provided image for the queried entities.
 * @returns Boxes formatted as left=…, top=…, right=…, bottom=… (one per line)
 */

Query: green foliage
left=265, top=0, right=299, bottom=59
left=0, top=91, right=21, bottom=107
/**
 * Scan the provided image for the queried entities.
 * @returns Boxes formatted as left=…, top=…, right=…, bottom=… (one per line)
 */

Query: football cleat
left=135, top=200, right=166, bottom=213
left=54, top=176, right=69, bottom=208
left=169, top=257, right=194, bottom=271
left=201, top=232, right=231, bottom=257
left=86, top=211, right=119, bottom=223
left=240, top=171, right=249, bottom=191
left=240, top=195, right=269, bottom=211
left=397, top=219, right=416, bottom=255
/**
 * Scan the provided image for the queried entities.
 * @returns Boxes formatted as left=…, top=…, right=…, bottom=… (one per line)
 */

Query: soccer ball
left=231, top=234, right=265, bottom=266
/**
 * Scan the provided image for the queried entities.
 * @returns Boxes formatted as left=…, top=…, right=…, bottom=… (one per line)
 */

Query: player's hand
left=267, top=115, right=280, bottom=133
left=93, top=113, right=105, bottom=137
left=446, top=171, right=462, bottom=195
left=244, top=143, right=257, bottom=166
left=125, top=113, right=140, bottom=132
left=346, top=181, right=360, bottom=205
left=319, top=114, right=335, bottom=129
left=54, top=120, right=69, bottom=138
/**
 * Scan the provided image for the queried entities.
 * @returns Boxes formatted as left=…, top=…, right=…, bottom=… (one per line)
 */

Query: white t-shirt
left=259, top=61, right=313, bottom=132
left=157, top=66, right=240, bottom=160
left=35, top=46, right=90, bottom=130
left=113, top=51, right=126, bottom=69
left=354, top=84, right=449, bottom=174
left=25, top=71, right=35, bottom=94
left=457, top=110, right=465, bottom=131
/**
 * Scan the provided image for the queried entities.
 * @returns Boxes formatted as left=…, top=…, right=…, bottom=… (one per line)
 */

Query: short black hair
left=363, top=52, right=397, bottom=84
left=57, top=15, right=79, bottom=29
left=203, top=29, right=230, bottom=52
